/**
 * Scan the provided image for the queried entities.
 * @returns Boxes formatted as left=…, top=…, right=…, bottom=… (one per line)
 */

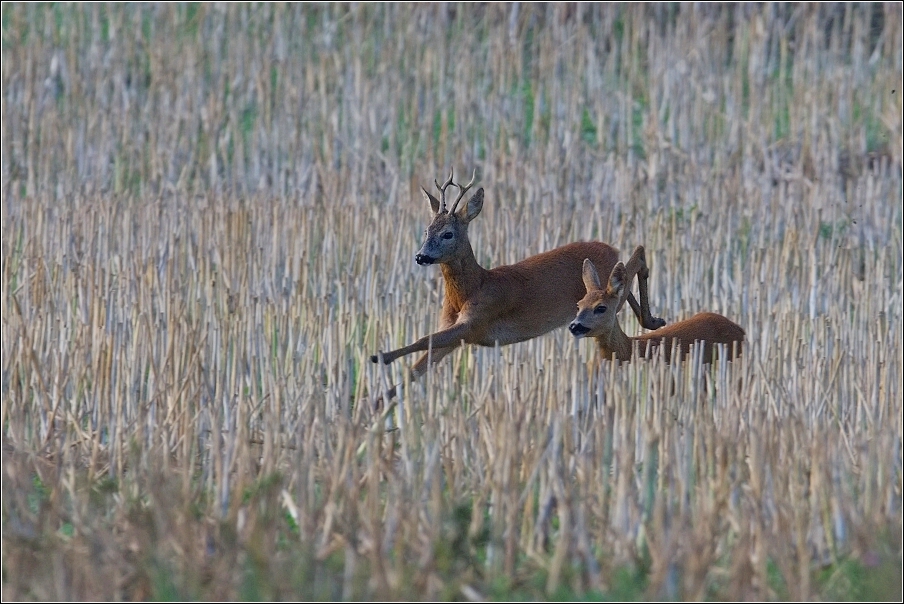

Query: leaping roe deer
left=371, top=169, right=666, bottom=400
left=569, top=246, right=745, bottom=363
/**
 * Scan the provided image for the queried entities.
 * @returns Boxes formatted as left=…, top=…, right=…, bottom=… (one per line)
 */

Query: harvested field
left=2, top=3, right=902, bottom=600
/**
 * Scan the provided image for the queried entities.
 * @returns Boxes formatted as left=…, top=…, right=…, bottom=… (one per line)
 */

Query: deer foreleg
left=372, top=345, right=458, bottom=408
left=372, top=323, right=471, bottom=365
left=409, top=345, right=457, bottom=379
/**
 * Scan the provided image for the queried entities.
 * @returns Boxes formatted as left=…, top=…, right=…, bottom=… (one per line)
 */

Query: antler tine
left=448, top=168, right=477, bottom=215
left=434, top=168, right=455, bottom=212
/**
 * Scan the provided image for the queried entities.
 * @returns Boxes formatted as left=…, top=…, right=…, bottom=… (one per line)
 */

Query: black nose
left=415, top=254, right=435, bottom=265
left=569, top=322, right=589, bottom=336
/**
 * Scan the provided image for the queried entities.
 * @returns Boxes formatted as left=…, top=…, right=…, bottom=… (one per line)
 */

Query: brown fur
left=570, top=247, right=745, bottom=363
left=599, top=311, right=745, bottom=363
left=371, top=171, right=665, bottom=401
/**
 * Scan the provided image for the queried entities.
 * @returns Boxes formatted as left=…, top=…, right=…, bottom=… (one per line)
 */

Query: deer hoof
left=371, top=352, right=392, bottom=364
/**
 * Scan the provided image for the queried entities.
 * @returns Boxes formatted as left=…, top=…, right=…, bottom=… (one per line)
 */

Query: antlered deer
left=569, top=246, right=745, bottom=363
left=371, top=169, right=666, bottom=398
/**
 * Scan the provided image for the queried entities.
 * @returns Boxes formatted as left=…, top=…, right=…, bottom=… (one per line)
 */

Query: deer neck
left=594, top=323, right=634, bottom=362
left=440, top=245, right=487, bottom=308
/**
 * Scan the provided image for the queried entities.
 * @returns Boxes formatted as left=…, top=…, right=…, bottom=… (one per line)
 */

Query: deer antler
left=434, top=168, right=455, bottom=212
left=448, top=169, right=477, bottom=215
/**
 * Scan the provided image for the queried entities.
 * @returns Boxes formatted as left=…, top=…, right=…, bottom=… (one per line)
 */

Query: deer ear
left=423, top=187, right=441, bottom=214
left=607, top=263, right=627, bottom=298
left=459, top=188, right=484, bottom=223
left=582, top=259, right=602, bottom=291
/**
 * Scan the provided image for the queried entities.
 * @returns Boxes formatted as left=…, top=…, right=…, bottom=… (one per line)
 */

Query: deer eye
left=442, top=232, right=454, bottom=240
left=594, top=305, right=607, bottom=314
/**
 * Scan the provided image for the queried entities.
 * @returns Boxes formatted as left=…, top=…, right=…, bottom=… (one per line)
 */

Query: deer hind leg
left=624, top=293, right=665, bottom=330
left=621, top=246, right=667, bottom=330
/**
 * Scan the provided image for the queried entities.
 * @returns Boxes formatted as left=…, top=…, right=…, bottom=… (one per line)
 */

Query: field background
left=2, top=3, right=902, bottom=600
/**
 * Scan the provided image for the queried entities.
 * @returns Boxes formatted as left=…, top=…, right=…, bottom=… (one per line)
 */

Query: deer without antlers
left=569, top=246, right=745, bottom=363
left=371, top=169, right=666, bottom=399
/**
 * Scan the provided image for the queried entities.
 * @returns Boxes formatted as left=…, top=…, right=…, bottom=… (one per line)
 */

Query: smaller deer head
left=415, top=168, right=483, bottom=265
left=569, top=259, right=628, bottom=338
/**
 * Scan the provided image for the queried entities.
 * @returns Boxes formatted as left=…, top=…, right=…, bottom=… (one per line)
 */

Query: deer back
left=456, top=242, right=622, bottom=347
left=634, top=312, right=745, bottom=363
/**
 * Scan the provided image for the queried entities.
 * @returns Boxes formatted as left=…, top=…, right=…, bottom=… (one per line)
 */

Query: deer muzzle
left=415, top=253, right=436, bottom=265
left=569, top=322, right=590, bottom=337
